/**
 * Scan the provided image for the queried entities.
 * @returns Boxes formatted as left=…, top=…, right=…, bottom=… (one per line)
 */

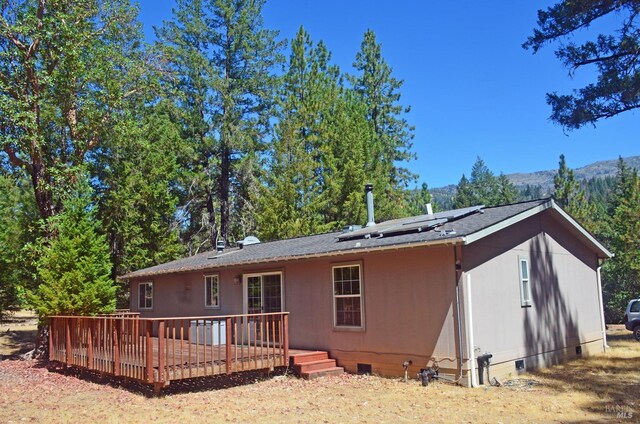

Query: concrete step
left=296, top=359, right=337, bottom=373
left=290, top=351, right=329, bottom=365
left=301, top=366, right=344, bottom=380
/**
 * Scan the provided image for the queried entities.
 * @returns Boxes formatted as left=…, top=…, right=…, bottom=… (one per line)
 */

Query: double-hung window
left=333, top=264, right=364, bottom=328
left=138, top=282, right=153, bottom=310
left=205, top=275, right=220, bottom=308
left=518, top=257, right=532, bottom=307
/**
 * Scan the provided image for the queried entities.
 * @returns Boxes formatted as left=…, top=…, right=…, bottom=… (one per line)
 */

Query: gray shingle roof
left=121, top=199, right=553, bottom=279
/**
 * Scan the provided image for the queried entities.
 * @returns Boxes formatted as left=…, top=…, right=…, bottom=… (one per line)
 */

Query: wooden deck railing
left=48, top=312, right=289, bottom=390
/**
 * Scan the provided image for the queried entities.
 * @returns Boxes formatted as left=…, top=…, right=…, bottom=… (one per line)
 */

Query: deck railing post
left=283, top=313, right=289, bottom=364
left=225, top=317, right=232, bottom=375
left=158, top=320, right=165, bottom=384
left=48, top=318, right=54, bottom=362
left=146, top=320, right=153, bottom=383
left=87, top=319, right=94, bottom=370
left=65, top=318, right=73, bottom=365
left=113, top=318, right=121, bottom=376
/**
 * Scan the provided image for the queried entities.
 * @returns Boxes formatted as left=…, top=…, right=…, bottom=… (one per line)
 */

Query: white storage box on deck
left=189, top=320, right=226, bottom=345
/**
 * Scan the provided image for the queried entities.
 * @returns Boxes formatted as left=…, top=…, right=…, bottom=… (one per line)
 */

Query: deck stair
left=290, top=351, right=343, bottom=380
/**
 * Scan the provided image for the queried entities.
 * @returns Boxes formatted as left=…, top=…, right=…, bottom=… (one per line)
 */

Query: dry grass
left=0, top=310, right=37, bottom=357
left=0, top=315, right=637, bottom=424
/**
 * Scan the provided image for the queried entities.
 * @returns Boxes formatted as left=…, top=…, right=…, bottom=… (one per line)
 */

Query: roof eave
left=463, top=199, right=613, bottom=259
left=119, top=236, right=467, bottom=280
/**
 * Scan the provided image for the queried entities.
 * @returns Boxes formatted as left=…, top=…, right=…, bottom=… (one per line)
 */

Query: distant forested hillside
left=430, top=156, right=639, bottom=210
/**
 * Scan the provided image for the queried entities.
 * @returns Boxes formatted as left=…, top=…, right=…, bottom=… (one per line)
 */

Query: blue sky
left=136, top=0, right=638, bottom=188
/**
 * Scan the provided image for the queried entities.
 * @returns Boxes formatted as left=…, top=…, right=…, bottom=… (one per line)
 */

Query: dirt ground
left=0, top=312, right=637, bottom=423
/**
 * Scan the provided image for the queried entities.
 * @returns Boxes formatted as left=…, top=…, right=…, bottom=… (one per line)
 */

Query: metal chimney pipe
left=365, top=183, right=375, bottom=227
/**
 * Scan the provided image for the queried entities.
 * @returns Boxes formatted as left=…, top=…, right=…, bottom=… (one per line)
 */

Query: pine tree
left=600, top=158, right=640, bottom=322
left=96, top=103, right=186, bottom=279
left=524, top=2, right=640, bottom=129
left=453, top=157, right=504, bottom=208
left=258, top=28, right=379, bottom=239
left=407, top=183, right=433, bottom=215
left=453, top=174, right=473, bottom=208
left=553, top=154, right=596, bottom=231
left=28, top=178, right=116, bottom=318
left=350, top=29, right=416, bottom=221
left=157, top=0, right=284, bottom=248
left=257, top=27, right=337, bottom=240
left=496, top=173, right=519, bottom=205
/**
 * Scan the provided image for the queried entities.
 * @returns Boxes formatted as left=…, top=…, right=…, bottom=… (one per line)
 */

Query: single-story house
left=122, top=194, right=611, bottom=386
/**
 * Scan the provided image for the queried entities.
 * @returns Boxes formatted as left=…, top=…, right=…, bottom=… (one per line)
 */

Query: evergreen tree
left=257, top=27, right=338, bottom=240
left=600, top=159, right=640, bottom=322
left=0, top=176, right=37, bottom=317
left=321, top=90, right=373, bottom=226
left=258, top=28, right=378, bottom=239
left=96, top=103, right=186, bottom=279
left=157, top=0, right=284, bottom=249
left=155, top=0, right=216, bottom=253
left=453, top=175, right=474, bottom=208
left=28, top=178, right=116, bottom=318
left=453, top=157, right=505, bottom=208
left=350, top=29, right=416, bottom=221
left=496, top=173, right=519, bottom=205
left=407, top=182, right=434, bottom=215
left=524, top=1, right=640, bottom=129
left=602, top=160, right=640, bottom=323
left=553, top=154, right=596, bottom=231
left=520, top=184, right=544, bottom=201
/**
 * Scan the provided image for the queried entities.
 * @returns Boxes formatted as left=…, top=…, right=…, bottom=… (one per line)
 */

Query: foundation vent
left=357, top=363, right=372, bottom=375
left=515, top=359, right=525, bottom=371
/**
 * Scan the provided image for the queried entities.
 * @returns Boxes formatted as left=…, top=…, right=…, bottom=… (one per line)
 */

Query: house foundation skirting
left=469, top=338, right=605, bottom=386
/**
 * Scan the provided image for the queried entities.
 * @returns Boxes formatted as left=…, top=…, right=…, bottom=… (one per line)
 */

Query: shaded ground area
left=0, top=310, right=37, bottom=358
left=0, top=316, right=637, bottom=423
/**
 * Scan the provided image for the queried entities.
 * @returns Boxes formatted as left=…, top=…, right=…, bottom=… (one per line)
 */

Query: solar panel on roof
left=336, top=204, right=484, bottom=241
left=378, top=218, right=447, bottom=235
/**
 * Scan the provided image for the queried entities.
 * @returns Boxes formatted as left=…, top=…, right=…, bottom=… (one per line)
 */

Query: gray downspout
left=596, top=265, right=608, bottom=349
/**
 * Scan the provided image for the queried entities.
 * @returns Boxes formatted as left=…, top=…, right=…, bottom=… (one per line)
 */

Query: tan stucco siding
left=463, top=210, right=604, bottom=373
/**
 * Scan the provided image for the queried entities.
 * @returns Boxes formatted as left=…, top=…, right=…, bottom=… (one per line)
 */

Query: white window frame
left=518, top=257, right=532, bottom=307
left=242, top=271, right=285, bottom=315
left=332, top=263, right=365, bottom=330
left=204, top=274, right=220, bottom=309
left=138, top=281, right=153, bottom=310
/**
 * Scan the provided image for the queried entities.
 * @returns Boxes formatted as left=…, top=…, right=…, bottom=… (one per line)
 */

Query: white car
left=624, top=298, right=640, bottom=341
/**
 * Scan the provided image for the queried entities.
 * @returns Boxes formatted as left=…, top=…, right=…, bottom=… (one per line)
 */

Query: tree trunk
left=205, top=186, right=217, bottom=249
left=30, top=160, right=55, bottom=221
left=219, top=144, right=231, bottom=244
left=32, top=323, right=49, bottom=361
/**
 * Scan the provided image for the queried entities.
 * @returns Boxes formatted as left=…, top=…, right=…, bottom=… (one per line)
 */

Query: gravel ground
left=0, top=320, right=637, bottom=424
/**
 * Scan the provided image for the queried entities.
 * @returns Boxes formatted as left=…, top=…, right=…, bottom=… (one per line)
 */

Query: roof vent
left=425, top=203, right=433, bottom=216
left=342, top=225, right=362, bottom=233
left=238, top=235, right=261, bottom=248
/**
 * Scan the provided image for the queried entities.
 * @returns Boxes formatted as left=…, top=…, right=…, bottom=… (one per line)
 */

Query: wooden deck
left=49, top=313, right=291, bottom=390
